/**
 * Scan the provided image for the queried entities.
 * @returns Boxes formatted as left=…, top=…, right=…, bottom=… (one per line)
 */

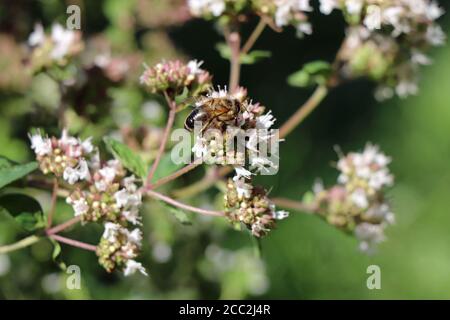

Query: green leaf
left=103, top=137, right=147, bottom=179
left=302, top=191, right=315, bottom=205
left=240, top=50, right=272, bottom=65
left=160, top=202, right=192, bottom=225
left=175, top=87, right=189, bottom=105
left=288, top=61, right=332, bottom=88
left=14, top=212, right=46, bottom=232
left=0, top=157, right=38, bottom=189
left=50, top=239, right=67, bottom=270
left=215, top=43, right=271, bottom=65
left=0, top=193, right=45, bottom=232
left=151, top=153, right=184, bottom=182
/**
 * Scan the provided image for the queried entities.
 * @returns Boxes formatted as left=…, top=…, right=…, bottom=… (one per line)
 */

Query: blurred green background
left=0, top=0, right=450, bottom=299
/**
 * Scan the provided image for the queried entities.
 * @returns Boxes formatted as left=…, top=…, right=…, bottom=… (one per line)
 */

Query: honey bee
left=184, top=96, right=244, bottom=133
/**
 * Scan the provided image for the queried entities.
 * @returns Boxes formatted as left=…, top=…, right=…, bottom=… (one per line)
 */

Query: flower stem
left=47, top=178, right=59, bottom=228
left=149, top=162, right=201, bottom=190
left=49, top=234, right=97, bottom=252
left=145, top=92, right=177, bottom=186
left=46, top=216, right=81, bottom=235
left=279, top=85, right=328, bottom=138
left=172, top=166, right=231, bottom=199
left=145, top=189, right=225, bottom=217
left=271, top=197, right=316, bottom=213
left=241, top=19, right=267, bottom=55
left=0, top=235, right=41, bottom=254
left=226, top=31, right=242, bottom=92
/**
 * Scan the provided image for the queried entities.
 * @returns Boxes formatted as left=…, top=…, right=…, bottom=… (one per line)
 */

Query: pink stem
left=49, top=234, right=97, bottom=252
left=145, top=92, right=177, bottom=186
left=46, top=216, right=82, bottom=235
left=145, top=189, right=225, bottom=217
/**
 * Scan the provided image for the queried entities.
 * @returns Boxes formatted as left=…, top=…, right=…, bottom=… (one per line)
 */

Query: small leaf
left=175, top=87, right=189, bottom=105
left=50, top=239, right=67, bottom=270
left=240, top=50, right=272, bottom=65
left=0, top=193, right=45, bottom=232
left=103, top=137, right=147, bottom=179
left=302, top=191, right=315, bottom=205
left=160, top=202, right=192, bottom=225
left=288, top=61, right=332, bottom=88
left=0, top=157, right=38, bottom=189
left=14, top=212, right=46, bottom=232
left=215, top=43, right=271, bottom=65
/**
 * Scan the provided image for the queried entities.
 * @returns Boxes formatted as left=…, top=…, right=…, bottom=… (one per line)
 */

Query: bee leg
left=200, top=117, right=215, bottom=134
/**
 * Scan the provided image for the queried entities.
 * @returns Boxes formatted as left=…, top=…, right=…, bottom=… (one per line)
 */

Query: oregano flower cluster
left=310, top=144, right=394, bottom=252
left=27, top=23, right=83, bottom=72
left=319, top=0, right=446, bottom=99
left=29, top=130, right=146, bottom=276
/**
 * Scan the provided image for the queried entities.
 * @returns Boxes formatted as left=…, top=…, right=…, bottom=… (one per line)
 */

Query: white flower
left=72, top=198, right=89, bottom=216
left=99, top=166, right=116, bottom=184
left=123, top=208, right=141, bottom=225
left=63, top=167, right=80, bottom=185
left=426, top=1, right=444, bottom=20
left=273, top=210, right=289, bottom=220
left=187, top=60, right=204, bottom=75
left=124, top=259, right=148, bottom=276
left=188, top=0, right=225, bottom=17
left=60, top=129, right=79, bottom=147
left=364, top=5, right=382, bottom=31
left=29, top=133, right=52, bottom=156
left=319, top=0, right=338, bottom=15
left=114, top=189, right=129, bottom=208
left=123, top=175, right=138, bottom=192
left=395, top=79, right=419, bottom=98
left=63, top=160, right=90, bottom=184
left=411, top=51, right=432, bottom=65
left=368, top=169, right=393, bottom=190
left=127, top=228, right=143, bottom=246
left=382, top=6, right=405, bottom=35
left=350, top=189, right=369, bottom=209
left=81, top=137, right=94, bottom=153
left=426, top=25, right=446, bottom=46
left=192, top=137, right=207, bottom=158
left=297, top=22, right=313, bottom=36
left=345, top=0, right=363, bottom=15
left=234, top=178, right=253, bottom=198
left=76, top=160, right=90, bottom=181
left=114, top=189, right=142, bottom=209
left=249, top=156, right=277, bottom=175
left=354, top=222, right=386, bottom=253
left=374, top=86, right=394, bottom=101
left=28, top=23, right=45, bottom=47
left=234, top=167, right=252, bottom=180
left=102, top=222, right=120, bottom=242
left=50, top=23, right=75, bottom=60
left=274, top=0, right=312, bottom=31
left=365, top=203, right=395, bottom=225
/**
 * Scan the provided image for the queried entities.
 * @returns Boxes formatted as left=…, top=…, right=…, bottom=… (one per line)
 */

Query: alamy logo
left=66, top=5, right=81, bottom=30
left=66, top=265, right=81, bottom=290
left=366, top=265, right=381, bottom=290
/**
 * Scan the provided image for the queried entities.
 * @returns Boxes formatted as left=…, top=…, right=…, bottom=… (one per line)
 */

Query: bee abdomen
left=184, top=108, right=209, bottom=131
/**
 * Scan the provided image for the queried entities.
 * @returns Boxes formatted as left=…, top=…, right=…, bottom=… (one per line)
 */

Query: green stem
left=0, top=235, right=40, bottom=254
left=279, top=85, right=328, bottom=138
left=241, top=19, right=267, bottom=55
